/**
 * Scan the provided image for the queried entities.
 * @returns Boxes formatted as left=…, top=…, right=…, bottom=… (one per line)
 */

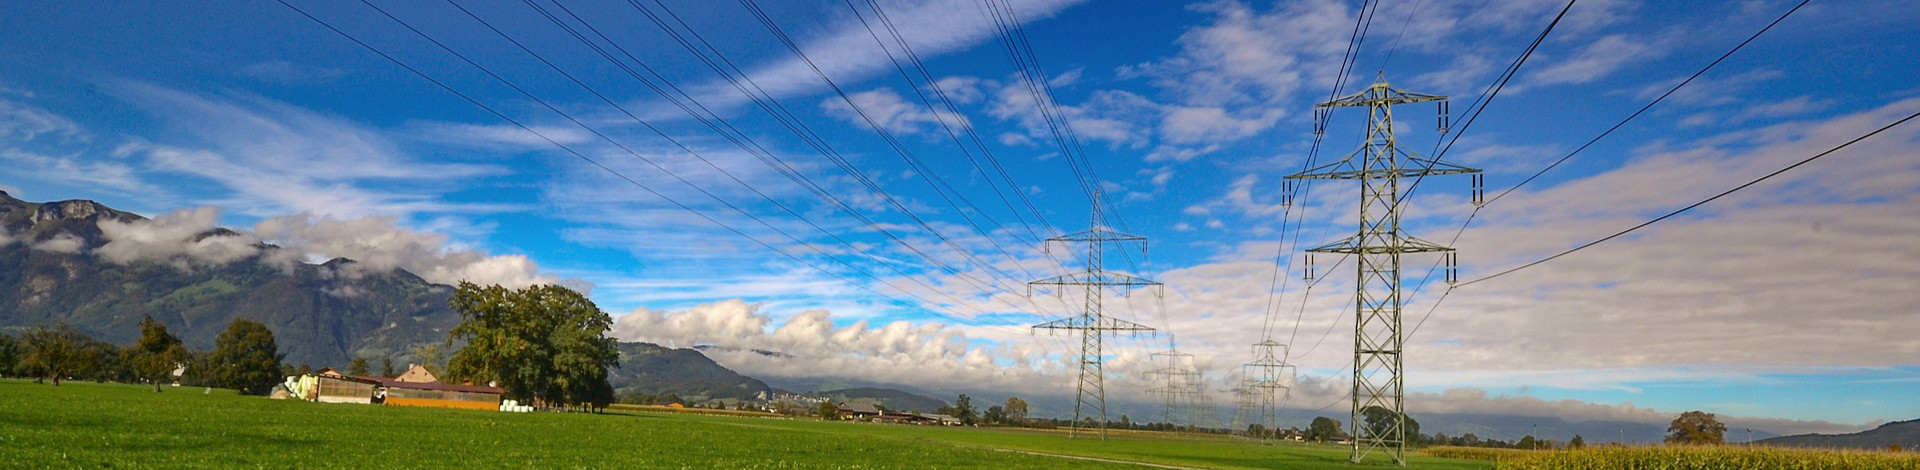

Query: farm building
left=835, top=402, right=883, bottom=420
left=366, top=376, right=505, bottom=411
left=313, top=374, right=380, bottom=404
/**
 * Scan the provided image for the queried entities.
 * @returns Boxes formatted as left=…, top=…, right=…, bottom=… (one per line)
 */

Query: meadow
left=0, top=380, right=1489, bottom=470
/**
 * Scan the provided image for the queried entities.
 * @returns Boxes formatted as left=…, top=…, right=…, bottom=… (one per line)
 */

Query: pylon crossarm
left=1402, top=156, right=1481, bottom=175
left=1318, top=84, right=1446, bottom=108
left=1303, top=235, right=1361, bottom=253
left=1049, top=227, right=1148, bottom=243
left=1285, top=152, right=1360, bottom=180
left=1028, top=272, right=1164, bottom=289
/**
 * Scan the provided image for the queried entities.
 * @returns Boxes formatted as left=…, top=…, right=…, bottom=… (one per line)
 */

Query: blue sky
left=4, top=0, right=1919, bottom=434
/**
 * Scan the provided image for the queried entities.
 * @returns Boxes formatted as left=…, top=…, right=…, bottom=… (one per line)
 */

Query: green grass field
left=0, top=380, right=1490, bottom=470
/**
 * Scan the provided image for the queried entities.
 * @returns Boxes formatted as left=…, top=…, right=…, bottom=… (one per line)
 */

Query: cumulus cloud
left=83, top=205, right=558, bottom=289
left=612, top=300, right=1067, bottom=393
left=253, top=213, right=557, bottom=289
left=96, top=207, right=262, bottom=268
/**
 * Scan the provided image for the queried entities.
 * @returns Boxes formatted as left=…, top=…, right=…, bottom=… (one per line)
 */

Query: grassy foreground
left=0, top=380, right=1489, bottom=470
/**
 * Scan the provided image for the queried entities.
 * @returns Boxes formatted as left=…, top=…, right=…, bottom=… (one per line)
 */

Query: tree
left=984, top=405, right=1006, bottom=425
left=1517, top=435, right=1538, bottom=450
left=379, top=357, right=396, bottom=377
left=1361, top=406, right=1420, bottom=444
left=1570, top=434, right=1586, bottom=449
left=206, top=319, right=284, bottom=395
left=1666, top=410, right=1727, bottom=445
left=817, top=401, right=839, bottom=420
left=0, top=333, right=16, bottom=377
left=347, top=357, right=369, bottom=376
left=1307, top=416, right=1346, bottom=442
left=18, top=323, right=96, bottom=386
left=1004, top=397, right=1029, bottom=425
left=952, top=394, right=977, bottom=425
left=444, top=282, right=619, bottom=410
left=125, top=316, right=190, bottom=392
left=409, top=344, right=446, bottom=377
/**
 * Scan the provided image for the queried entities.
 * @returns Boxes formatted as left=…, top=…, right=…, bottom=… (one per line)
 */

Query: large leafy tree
left=1307, top=416, right=1347, bottom=442
left=125, top=316, right=190, bottom=392
left=1361, top=406, right=1420, bottom=444
left=207, top=319, right=285, bottom=395
left=1666, top=410, right=1727, bottom=445
left=1004, top=396, right=1029, bottom=425
left=18, top=323, right=96, bottom=386
left=445, top=282, right=618, bottom=410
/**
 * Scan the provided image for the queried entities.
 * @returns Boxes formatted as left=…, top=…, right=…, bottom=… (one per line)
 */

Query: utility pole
left=1030, top=189, right=1160, bottom=439
left=1286, top=76, right=1482, bottom=465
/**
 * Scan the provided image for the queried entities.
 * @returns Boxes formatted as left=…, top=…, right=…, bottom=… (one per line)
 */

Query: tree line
left=0, top=316, right=285, bottom=394
left=3, top=282, right=622, bottom=412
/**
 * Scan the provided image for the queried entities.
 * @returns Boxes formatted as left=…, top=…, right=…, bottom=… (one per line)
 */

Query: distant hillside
left=1761, top=419, right=1920, bottom=450
left=815, top=387, right=949, bottom=412
left=0, top=191, right=458, bottom=367
left=611, top=342, right=772, bottom=403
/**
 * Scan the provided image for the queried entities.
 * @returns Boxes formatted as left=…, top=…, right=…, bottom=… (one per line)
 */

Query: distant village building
left=394, top=364, right=438, bottom=383
left=835, top=402, right=883, bottom=420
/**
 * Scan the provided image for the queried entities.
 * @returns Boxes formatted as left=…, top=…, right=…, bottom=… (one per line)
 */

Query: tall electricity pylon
left=1243, top=340, right=1296, bottom=438
left=1030, top=191, right=1160, bottom=439
left=1286, top=76, right=1481, bottom=465
left=1148, top=342, right=1199, bottom=429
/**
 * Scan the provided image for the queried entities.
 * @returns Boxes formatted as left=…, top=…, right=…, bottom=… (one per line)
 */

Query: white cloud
left=821, top=88, right=968, bottom=136
left=82, top=205, right=558, bottom=289
left=30, top=232, right=85, bottom=254
left=96, top=207, right=262, bottom=268
left=253, top=213, right=556, bottom=289
left=1159, top=106, right=1285, bottom=144
left=0, top=97, right=81, bottom=142
left=693, top=0, right=1086, bottom=108
left=409, top=121, right=596, bottom=149
left=1530, top=34, right=1664, bottom=86
left=611, top=300, right=1066, bottom=393
left=1121, top=0, right=1352, bottom=108
left=0, top=149, right=154, bottom=194
left=112, top=82, right=505, bottom=219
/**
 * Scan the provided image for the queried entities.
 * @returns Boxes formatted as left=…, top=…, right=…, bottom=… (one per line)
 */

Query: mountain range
left=0, top=191, right=945, bottom=407
left=1, top=191, right=455, bottom=367
left=1761, top=419, right=1920, bottom=450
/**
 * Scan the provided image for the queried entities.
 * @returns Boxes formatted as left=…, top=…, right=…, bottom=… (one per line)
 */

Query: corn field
left=1491, top=446, right=1920, bottom=470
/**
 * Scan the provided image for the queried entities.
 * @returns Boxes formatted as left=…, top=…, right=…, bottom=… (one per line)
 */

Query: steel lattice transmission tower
left=1030, top=192, right=1161, bottom=439
left=1242, top=340, right=1297, bottom=438
left=1286, top=76, right=1481, bottom=465
left=1147, top=342, right=1200, bottom=429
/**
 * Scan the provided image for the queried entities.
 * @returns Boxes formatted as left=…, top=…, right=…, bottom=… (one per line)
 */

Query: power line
left=521, top=0, right=1024, bottom=302
left=1458, top=108, right=1920, bottom=288
left=1401, top=0, right=1815, bottom=339
left=735, top=0, right=1039, bottom=288
left=275, top=0, right=1027, bottom=335
left=847, top=0, right=1056, bottom=245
